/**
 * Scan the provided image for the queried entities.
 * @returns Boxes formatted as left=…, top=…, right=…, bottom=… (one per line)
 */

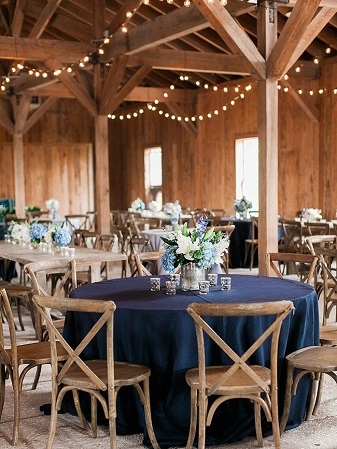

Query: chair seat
left=186, top=365, right=271, bottom=393
left=62, top=360, right=151, bottom=390
left=8, top=341, right=68, bottom=365
left=286, top=346, right=337, bottom=372
left=320, top=325, right=337, bottom=345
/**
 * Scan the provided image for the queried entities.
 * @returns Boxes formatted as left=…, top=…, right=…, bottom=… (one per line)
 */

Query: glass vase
left=181, top=263, right=205, bottom=291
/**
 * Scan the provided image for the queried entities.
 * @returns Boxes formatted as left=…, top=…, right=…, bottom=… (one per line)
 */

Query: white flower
left=131, top=197, right=145, bottom=211
left=214, top=238, right=230, bottom=265
left=176, top=234, right=200, bottom=261
left=302, top=208, right=322, bottom=222
left=45, top=198, right=59, bottom=211
left=163, top=200, right=182, bottom=217
left=11, top=223, right=31, bottom=243
left=148, top=200, right=161, bottom=212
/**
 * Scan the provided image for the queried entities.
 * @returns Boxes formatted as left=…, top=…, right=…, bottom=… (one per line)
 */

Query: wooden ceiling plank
left=129, top=49, right=249, bottom=75
left=281, top=78, right=319, bottom=123
left=99, top=54, right=128, bottom=115
left=165, top=102, right=197, bottom=137
left=26, top=81, right=74, bottom=97
left=108, top=0, right=143, bottom=36
left=0, top=98, right=14, bottom=135
left=29, top=0, right=62, bottom=39
left=104, top=4, right=209, bottom=59
left=22, top=96, right=58, bottom=133
left=11, top=0, right=27, bottom=36
left=193, top=0, right=266, bottom=80
left=287, top=0, right=337, bottom=5
left=0, top=36, right=96, bottom=62
left=283, top=7, right=337, bottom=76
left=45, top=59, right=97, bottom=117
left=267, top=0, right=321, bottom=79
left=109, top=65, right=152, bottom=113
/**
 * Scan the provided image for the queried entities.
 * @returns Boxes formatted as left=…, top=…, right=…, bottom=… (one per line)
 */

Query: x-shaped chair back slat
left=187, top=301, right=294, bottom=395
left=32, top=295, right=115, bottom=390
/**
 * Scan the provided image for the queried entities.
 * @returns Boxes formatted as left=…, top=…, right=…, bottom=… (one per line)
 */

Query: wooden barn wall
left=109, top=79, right=320, bottom=218
left=0, top=79, right=328, bottom=220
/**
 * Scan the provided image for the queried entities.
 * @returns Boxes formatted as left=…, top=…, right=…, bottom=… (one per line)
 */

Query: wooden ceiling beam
left=107, top=0, right=143, bottom=36
left=267, top=0, right=321, bottom=79
left=11, top=0, right=27, bottom=36
left=45, top=59, right=97, bottom=117
left=29, top=0, right=62, bottom=39
left=128, top=49, right=249, bottom=75
left=99, top=54, right=128, bottom=115
left=0, top=36, right=96, bottom=62
left=125, top=86, right=195, bottom=104
left=22, top=94, right=58, bottom=133
left=281, top=7, right=337, bottom=76
left=26, top=81, right=74, bottom=97
left=193, top=0, right=266, bottom=80
left=15, top=92, right=31, bottom=133
left=109, top=65, right=152, bottom=113
left=103, top=4, right=209, bottom=58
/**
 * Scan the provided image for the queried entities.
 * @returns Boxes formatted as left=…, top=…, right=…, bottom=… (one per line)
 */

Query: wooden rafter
left=109, top=65, right=152, bottom=113
left=29, top=0, right=62, bottom=39
left=267, top=0, right=321, bottom=79
left=99, top=55, right=128, bottom=115
left=128, top=49, right=249, bottom=75
left=126, top=86, right=195, bottom=104
left=193, top=0, right=266, bottom=80
left=44, top=60, right=97, bottom=117
left=103, top=5, right=208, bottom=59
left=107, top=0, right=143, bottom=36
left=22, top=96, right=58, bottom=133
left=15, top=92, right=31, bottom=133
left=11, top=0, right=26, bottom=36
left=0, top=98, right=14, bottom=135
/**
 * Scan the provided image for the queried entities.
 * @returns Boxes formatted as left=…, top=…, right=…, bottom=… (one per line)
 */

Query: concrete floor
left=0, top=267, right=336, bottom=448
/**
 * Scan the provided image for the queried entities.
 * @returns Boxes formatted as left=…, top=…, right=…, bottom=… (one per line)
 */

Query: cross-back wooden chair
left=0, top=279, right=34, bottom=331
left=212, top=225, right=235, bottom=273
left=96, top=234, right=118, bottom=279
left=80, top=231, right=101, bottom=249
left=265, top=252, right=318, bottom=285
left=129, top=237, right=150, bottom=276
left=185, top=301, right=294, bottom=449
left=0, top=288, right=68, bottom=445
left=64, top=214, right=90, bottom=233
left=243, top=217, right=258, bottom=270
left=278, top=219, right=303, bottom=253
left=132, top=251, right=164, bottom=276
left=111, top=226, right=132, bottom=277
left=32, top=295, right=160, bottom=449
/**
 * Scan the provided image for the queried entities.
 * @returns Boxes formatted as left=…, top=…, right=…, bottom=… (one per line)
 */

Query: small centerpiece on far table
left=161, top=216, right=230, bottom=290
left=44, top=222, right=72, bottom=252
left=233, top=196, right=253, bottom=219
left=8, top=221, right=31, bottom=245
left=148, top=200, right=162, bottom=213
left=130, top=197, right=145, bottom=212
left=45, top=198, right=59, bottom=219
left=163, top=200, right=182, bottom=227
left=301, top=208, right=322, bottom=222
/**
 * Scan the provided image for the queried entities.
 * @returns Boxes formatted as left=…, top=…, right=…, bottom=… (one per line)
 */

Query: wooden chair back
left=305, top=234, right=336, bottom=256
left=186, top=300, right=294, bottom=449
left=65, top=214, right=90, bottom=232
left=319, top=256, right=337, bottom=326
left=266, top=252, right=318, bottom=285
left=303, top=222, right=331, bottom=237
left=279, top=219, right=303, bottom=253
left=80, top=231, right=101, bottom=249
left=132, top=251, right=164, bottom=276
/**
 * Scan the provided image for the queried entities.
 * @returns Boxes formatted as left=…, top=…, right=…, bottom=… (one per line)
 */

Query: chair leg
left=12, top=368, right=20, bottom=446
left=306, top=372, right=320, bottom=420
left=313, top=373, right=325, bottom=416
left=254, top=401, right=263, bottom=446
left=139, top=378, right=160, bottom=449
left=280, top=364, right=294, bottom=435
left=0, top=364, right=6, bottom=419
left=186, top=387, right=197, bottom=449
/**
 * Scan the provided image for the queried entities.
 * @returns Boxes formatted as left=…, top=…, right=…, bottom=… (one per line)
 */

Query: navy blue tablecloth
left=66, top=274, right=319, bottom=448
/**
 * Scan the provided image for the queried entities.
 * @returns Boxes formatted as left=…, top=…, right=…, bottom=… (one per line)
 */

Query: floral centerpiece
left=8, top=222, right=31, bottom=245
left=29, top=222, right=48, bottom=246
left=45, top=198, right=59, bottom=219
left=130, top=197, right=145, bottom=212
left=161, top=216, right=230, bottom=290
left=233, top=196, right=253, bottom=219
left=44, top=223, right=72, bottom=248
left=148, top=200, right=161, bottom=213
left=301, top=208, right=322, bottom=222
left=163, top=200, right=182, bottom=226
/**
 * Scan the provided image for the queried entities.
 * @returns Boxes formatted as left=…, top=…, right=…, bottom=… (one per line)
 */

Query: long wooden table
left=0, top=241, right=127, bottom=289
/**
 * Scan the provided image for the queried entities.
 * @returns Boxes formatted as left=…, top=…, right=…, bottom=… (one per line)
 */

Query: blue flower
left=195, top=216, right=209, bottom=236
left=29, top=222, right=47, bottom=242
left=54, top=227, right=71, bottom=246
left=199, top=242, right=216, bottom=269
left=162, top=245, right=178, bottom=272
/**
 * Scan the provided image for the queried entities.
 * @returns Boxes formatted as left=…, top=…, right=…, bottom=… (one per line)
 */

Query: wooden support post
left=13, top=133, right=26, bottom=218
left=257, top=2, right=279, bottom=275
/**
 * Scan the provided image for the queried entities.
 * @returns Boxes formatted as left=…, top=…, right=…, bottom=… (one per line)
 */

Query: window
left=235, top=137, right=259, bottom=211
left=144, top=147, right=162, bottom=206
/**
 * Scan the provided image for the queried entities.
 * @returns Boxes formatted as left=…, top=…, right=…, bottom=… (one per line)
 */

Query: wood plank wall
left=1, top=72, right=336, bottom=220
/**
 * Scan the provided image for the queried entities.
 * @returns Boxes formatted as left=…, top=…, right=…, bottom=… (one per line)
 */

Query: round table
left=65, top=274, right=319, bottom=448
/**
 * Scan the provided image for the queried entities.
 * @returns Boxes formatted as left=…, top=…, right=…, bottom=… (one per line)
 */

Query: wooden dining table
left=65, top=274, right=319, bottom=448
left=0, top=241, right=127, bottom=289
